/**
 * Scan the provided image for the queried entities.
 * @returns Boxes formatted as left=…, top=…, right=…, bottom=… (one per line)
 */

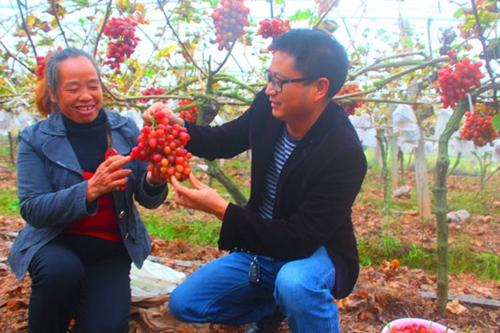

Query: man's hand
left=143, top=102, right=183, bottom=127
left=170, top=173, right=229, bottom=221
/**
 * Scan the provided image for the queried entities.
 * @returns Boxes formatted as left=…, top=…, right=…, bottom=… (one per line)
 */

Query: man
left=146, top=28, right=367, bottom=333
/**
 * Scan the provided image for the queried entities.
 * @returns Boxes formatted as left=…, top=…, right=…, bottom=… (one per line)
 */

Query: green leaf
left=75, top=0, right=90, bottom=6
left=454, top=8, right=464, bottom=18
left=143, top=68, right=155, bottom=79
left=492, top=115, right=500, bottom=131
left=289, top=9, right=312, bottom=22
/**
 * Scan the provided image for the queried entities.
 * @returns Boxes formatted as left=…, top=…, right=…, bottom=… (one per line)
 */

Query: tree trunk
left=8, top=131, right=17, bottom=167
left=376, top=128, right=390, bottom=208
left=433, top=99, right=468, bottom=314
left=391, top=135, right=399, bottom=190
left=415, top=126, right=431, bottom=220
left=204, top=159, right=248, bottom=207
left=197, top=72, right=248, bottom=206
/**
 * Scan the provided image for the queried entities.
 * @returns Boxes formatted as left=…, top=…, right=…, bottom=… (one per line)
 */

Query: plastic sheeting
left=130, top=259, right=186, bottom=303
left=392, top=104, right=420, bottom=152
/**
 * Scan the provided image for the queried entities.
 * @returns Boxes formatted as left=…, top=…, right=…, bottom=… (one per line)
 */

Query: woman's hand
left=170, top=173, right=229, bottom=221
left=146, top=171, right=167, bottom=186
left=143, top=102, right=183, bottom=127
left=86, top=155, right=132, bottom=202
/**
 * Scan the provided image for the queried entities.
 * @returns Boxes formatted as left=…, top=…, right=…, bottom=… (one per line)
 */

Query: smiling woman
left=7, top=47, right=169, bottom=333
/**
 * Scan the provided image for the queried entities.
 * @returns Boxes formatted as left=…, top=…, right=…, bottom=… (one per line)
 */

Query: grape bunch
left=438, top=52, right=484, bottom=109
left=139, top=87, right=167, bottom=104
left=336, top=83, right=365, bottom=116
left=103, top=17, right=140, bottom=70
left=257, top=18, right=291, bottom=50
left=34, top=47, right=62, bottom=80
left=460, top=110, right=498, bottom=147
left=178, top=99, right=199, bottom=124
left=211, top=0, right=250, bottom=51
left=130, top=109, right=192, bottom=181
left=257, top=18, right=291, bottom=39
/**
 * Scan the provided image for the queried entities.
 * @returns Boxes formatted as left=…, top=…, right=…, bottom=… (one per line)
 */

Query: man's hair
left=35, top=48, right=101, bottom=117
left=272, top=29, right=349, bottom=98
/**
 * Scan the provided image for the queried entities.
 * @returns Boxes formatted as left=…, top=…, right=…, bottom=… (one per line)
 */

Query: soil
left=0, top=166, right=499, bottom=333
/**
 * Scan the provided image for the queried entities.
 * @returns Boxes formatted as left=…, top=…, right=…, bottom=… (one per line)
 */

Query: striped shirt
left=258, top=127, right=299, bottom=219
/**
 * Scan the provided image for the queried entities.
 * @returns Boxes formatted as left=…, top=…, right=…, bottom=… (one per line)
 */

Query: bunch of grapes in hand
left=130, top=108, right=192, bottom=182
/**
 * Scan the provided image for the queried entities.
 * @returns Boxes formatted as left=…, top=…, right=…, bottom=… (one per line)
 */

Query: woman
left=8, top=48, right=168, bottom=333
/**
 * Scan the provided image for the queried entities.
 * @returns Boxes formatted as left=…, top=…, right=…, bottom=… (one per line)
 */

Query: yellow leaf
left=116, top=0, right=131, bottom=13
left=446, top=298, right=467, bottom=315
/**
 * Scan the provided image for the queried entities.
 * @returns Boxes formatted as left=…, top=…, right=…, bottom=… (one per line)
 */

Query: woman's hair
left=34, top=48, right=101, bottom=117
left=272, top=29, right=349, bottom=98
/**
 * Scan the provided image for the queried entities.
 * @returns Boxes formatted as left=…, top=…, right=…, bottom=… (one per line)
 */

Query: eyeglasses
left=266, top=71, right=319, bottom=93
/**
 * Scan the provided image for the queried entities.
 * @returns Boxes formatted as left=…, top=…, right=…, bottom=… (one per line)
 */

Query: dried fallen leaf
left=6, top=298, right=28, bottom=311
left=446, top=298, right=467, bottom=315
left=5, top=285, right=23, bottom=297
left=9, top=322, right=28, bottom=331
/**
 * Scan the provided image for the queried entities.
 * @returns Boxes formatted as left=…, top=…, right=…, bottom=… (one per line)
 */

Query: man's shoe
left=244, top=308, right=286, bottom=333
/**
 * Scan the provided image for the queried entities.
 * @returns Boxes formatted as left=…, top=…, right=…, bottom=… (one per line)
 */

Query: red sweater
left=64, top=171, right=121, bottom=242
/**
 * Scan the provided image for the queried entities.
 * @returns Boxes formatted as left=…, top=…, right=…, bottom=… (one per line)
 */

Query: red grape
left=103, top=17, right=140, bottom=70
left=178, top=99, right=199, bottom=123
left=257, top=18, right=291, bottom=50
left=211, top=0, right=250, bottom=51
left=336, top=83, right=365, bottom=116
left=460, top=108, right=499, bottom=147
left=34, top=47, right=63, bottom=80
left=438, top=55, right=484, bottom=109
left=130, top=108, right=192, bottom=181
left=139, top=87, right=167, bottom=104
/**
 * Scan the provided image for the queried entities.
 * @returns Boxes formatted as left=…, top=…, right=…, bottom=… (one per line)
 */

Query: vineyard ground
left=0, top=165, right=499, bottom=332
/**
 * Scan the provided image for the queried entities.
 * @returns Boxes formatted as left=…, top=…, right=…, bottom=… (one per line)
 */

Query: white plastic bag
left=130, top=259, right=186, bottom=303
left=393, top=105, right=420, bottom=151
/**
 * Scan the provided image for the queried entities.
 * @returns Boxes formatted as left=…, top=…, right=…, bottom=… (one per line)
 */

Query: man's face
left=265, top=51, right=317, bottom=129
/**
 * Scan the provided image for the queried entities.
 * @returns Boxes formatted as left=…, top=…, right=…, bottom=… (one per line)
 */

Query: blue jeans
left=169, top=246, right=340, bottom=333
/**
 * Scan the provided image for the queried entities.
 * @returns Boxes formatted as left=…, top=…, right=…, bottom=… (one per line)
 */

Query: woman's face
left=50, top=55, right=103, bottom=123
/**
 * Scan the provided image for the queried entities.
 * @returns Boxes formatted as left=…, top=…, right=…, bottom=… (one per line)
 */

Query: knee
left=274, top=272, right=307, bottom=305
left=274, top=268, right=328, bottom=313
left=168, top=287, right=189, bottom=321
left=30, top=257, right=84, bottom=293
